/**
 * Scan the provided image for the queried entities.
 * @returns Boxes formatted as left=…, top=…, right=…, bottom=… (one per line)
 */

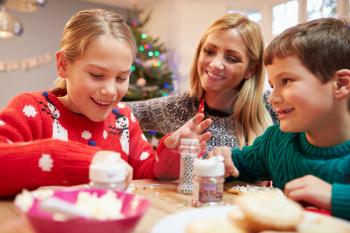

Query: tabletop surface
left=0, top=179, right=240, bottom=233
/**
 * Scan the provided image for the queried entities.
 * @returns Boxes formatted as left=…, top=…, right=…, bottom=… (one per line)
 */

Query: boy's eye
left=282, top=78, right=291, bottom=85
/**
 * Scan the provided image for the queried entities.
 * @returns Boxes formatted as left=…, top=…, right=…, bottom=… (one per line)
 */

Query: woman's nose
left=210, top=57, right=224, bottom=71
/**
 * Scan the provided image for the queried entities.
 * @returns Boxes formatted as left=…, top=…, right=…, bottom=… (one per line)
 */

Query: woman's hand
left=284, top=175, right=332, bottom=210
left=164, top=113, right=213, bottom=150
left=207, top=146, right=239, bottom=177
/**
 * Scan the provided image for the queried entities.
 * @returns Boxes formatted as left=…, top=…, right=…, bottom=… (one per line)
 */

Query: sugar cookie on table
left=186, top=218, right=246, bottom=233
left=298, top=213, right=350, bottom=233
left=234, top=192, right=304, bottom=232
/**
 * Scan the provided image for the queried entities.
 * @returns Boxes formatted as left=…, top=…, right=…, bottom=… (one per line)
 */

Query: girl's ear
left=56, top=51, right=69, bottom=78
left=334, top=69, right=350, bottom=99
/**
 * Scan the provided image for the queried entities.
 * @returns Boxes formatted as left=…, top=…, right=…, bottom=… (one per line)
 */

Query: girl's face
left=58, top=34, right=133, bottom=122
left=197, top=28, right=250, bottom=98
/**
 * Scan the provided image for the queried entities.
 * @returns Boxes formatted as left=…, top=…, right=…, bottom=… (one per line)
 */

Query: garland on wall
left=0, top=53, right=53, bottom=72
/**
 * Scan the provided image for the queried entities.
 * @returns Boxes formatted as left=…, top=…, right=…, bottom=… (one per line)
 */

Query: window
left=307, top=0, right=337, bottom=20
left=247, top=11, right=262, bottom=24
left=272, top=0, right=299, bottom=35
left=227, top=10, right=262, bottom=25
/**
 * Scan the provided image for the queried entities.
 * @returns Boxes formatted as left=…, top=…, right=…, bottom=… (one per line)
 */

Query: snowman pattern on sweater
left=113, top=108, right=129, bottom=155
left=40, top=92, right=68, bottom=141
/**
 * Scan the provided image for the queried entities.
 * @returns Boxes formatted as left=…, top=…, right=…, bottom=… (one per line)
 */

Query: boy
left=208, top=17, right=350, bottom=220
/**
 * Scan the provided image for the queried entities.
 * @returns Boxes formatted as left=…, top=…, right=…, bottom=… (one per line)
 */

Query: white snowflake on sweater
left=23, top=105, right=37, bottom=118
left=117, top=103, right=126, bottom=108
left=140, top=151, right=150, bottom=161
left=39, top=154, right=53, bottom=172
left=103, top=130, right=108, bottom=139
left=82, top=130, right=92, bottom=140
left=0, top=120, right=4, bottom=126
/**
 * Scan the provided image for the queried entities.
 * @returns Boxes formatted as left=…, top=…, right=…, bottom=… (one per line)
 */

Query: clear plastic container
left=89, top=153, right=127, bottom=191
left=177, top=138, right=200, bottom=195
left=192, top=156, right=225, bottom=207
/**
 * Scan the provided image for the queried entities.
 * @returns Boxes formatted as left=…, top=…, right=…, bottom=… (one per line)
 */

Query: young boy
left=208, top=17, right=350, bottom=220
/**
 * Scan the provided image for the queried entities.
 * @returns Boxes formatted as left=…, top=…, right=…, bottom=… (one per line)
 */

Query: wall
left=0, top=0, right=126, bottom=108
left=142, top=0, right=273, bottom=92
left=142, top=0, right=349, bottom=92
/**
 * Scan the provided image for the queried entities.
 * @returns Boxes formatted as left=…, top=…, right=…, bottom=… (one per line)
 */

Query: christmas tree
left=125, top=10, right=175, bottom=147
left=125, top=11, right=174, bottom=101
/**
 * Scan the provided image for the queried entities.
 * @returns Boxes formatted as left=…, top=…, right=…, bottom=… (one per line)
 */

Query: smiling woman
left=127, top=12, right=276, bottom=153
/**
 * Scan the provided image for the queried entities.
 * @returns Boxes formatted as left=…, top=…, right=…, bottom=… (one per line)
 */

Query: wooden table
left=0, top=179, right=239, bottom=233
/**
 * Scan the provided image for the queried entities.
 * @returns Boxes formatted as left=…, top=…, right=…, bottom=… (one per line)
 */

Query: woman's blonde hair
left=189, top=13, right=272, bottom=147
left=53, top=9, right=137, bottom=90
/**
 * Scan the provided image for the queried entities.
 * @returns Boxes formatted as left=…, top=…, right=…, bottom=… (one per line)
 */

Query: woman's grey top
left=126, top=91, right=277, bottom=152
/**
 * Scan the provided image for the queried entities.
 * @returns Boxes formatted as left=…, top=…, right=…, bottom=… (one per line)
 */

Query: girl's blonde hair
left=189, top=13, right=272, bottom=147
left=53, top=9, right=137, bottom=90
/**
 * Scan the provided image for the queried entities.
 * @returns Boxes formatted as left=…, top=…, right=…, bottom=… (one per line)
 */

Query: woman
left=127, top=13, right=276, bottom=152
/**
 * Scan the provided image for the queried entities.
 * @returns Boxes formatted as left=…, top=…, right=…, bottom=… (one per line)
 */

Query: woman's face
left=197, top=28, right=251, bottom=97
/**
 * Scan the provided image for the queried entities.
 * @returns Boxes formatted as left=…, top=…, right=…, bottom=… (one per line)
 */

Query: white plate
left=151, top=205, right=237, bottom=233
left=152, top=205, right=350, bottom=233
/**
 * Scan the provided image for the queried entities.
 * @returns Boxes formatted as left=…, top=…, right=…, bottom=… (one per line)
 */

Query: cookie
left=227, top=185, right=283, bottom=196
left=186, top=218, right=246, bottom=233
left=298, top=213, right=350, bottom=233
left=235, top=192, right=304, bottom=232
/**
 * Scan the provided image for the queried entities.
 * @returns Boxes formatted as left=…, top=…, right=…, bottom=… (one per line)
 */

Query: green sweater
left=231, top=125, right=350, bottom=220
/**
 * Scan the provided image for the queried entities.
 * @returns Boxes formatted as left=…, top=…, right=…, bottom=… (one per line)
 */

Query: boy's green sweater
left=231, top=125, right=350, bottom=220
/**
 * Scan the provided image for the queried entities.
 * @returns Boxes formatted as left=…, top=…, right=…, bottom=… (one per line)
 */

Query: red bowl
left=23, top=188, right=150, bottom=233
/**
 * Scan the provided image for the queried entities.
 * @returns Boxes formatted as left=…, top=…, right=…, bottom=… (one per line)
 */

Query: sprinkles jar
left=177, top=138, right=200, bottom=195
left=192, top=156, right=225, bottom=207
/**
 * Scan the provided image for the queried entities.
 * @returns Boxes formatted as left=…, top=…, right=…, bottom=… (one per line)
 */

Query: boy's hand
left=284, top=175, right=331, bottom=210
left=207, top=146, right=239, bottom=177
left=164, top=113, right=212, bottom=150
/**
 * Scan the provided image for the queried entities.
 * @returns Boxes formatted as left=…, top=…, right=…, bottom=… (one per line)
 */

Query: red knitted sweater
left=0, top=91, right=180, bottom=197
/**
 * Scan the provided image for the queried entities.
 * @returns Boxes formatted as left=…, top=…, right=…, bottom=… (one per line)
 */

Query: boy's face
left=267, top=56, right=335, bottom=133
left=58, top=34, right=133, bottom=122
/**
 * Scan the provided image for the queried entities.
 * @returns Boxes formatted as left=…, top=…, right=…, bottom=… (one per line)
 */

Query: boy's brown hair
left=264, top=17, right=350, bottom=83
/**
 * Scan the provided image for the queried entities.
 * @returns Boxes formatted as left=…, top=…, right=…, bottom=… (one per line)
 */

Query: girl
left=0, top=9, right=209, bottom=197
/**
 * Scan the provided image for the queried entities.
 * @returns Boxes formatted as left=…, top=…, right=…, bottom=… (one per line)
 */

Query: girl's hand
left=92, top=151, right=133, bottom=188
left=284, top=175, right=332, bottom=210
left=207, top=146, right=239, bottom=177
left=164, top=113, right=212, bottom=150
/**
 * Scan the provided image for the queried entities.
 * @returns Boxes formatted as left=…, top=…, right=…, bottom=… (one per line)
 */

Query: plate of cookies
left=151, top=192, right=350, bottom=233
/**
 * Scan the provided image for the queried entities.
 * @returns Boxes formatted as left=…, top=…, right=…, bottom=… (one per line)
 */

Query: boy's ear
left=56, top=51, right=69, bottom=78
left=334, top=69, right=350, bottom=99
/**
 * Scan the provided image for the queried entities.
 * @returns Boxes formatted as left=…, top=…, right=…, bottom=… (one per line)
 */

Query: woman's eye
left=203, top=48, right=215, bottom=56
left=225, top=55, right=239, bottom=63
